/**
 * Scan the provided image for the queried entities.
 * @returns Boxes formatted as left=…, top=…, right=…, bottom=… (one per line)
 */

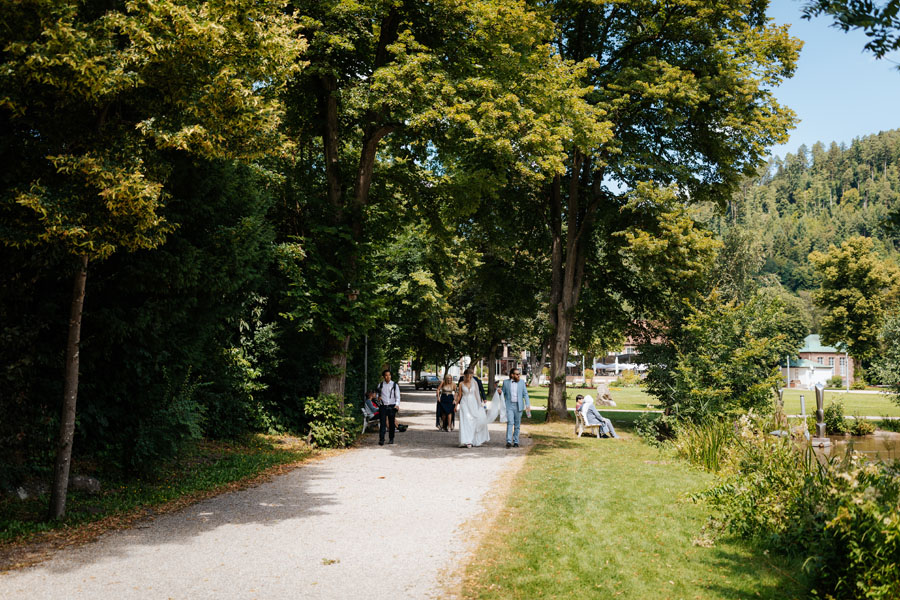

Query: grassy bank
left=1, top=435, right=313, bottom=554
left=463, top=420, right=808, bottom=599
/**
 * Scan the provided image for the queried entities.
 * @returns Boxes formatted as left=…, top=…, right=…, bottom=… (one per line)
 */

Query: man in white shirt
left=376, top=369, right=401, bottom=445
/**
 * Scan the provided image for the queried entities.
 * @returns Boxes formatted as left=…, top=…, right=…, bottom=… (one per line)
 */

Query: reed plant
left=673, top=419, right=736, bottom=472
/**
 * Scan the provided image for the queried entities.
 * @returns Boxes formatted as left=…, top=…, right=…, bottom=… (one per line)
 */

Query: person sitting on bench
left=364, top=390, right=407, bottom=432
left=575, top=394, right=618, bottom=438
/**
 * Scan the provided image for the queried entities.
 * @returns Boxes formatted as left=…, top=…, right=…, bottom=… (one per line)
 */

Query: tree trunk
left=315, top=12, right=400, bottom=400
left=546, top=151, right=595, bottom=421
left=318, top=334, right=350, bottom=407
left=486, top=342, right=499, bottom=395
left=48, top=255, right=88, bottom=520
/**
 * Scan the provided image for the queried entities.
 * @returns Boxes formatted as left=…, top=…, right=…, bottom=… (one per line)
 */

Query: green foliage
left=673, top=420, right=738, bottom=473
left=827, top=375, right=845, bottom=388
left=717, top=130, right=900, bottom=296
left=877, top=418, right=900, bottom=432
left=810, top=236, right=898, bottom=367
left=875, top=314, right=900, bottom=399
left=645, top=289, right=806, bottom=421
left=130, top=369, right=205, bottom=473
left=825, top=401, right=848, bottom=434
left=582, top=368, right=594, bottom=381
left=633, top=413, right=679, bottom=447
left=303, top=395, right=359, bottom=449
left=849, top=416, right=876, bottom=436
left=613, top=371, right=640, bottom=387
left=0, top=0, right=303, bottom=260
left=691, top=417, right=900, bottom=600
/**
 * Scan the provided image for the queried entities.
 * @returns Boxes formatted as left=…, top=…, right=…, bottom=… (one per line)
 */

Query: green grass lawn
left=780, top=388, right=900, bottom=417
left=528, top=386, right=900, bottom=417
left=463, top=418, right=808, bottom=599
left=527, top=386, right=659, bottom=412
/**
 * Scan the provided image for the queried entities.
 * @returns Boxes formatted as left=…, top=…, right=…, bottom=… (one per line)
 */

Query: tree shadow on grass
left=698, top=546, right=810, bottom=600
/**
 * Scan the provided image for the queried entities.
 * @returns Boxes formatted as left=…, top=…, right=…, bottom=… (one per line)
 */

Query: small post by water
left=811, top=383, right=831, bottom=447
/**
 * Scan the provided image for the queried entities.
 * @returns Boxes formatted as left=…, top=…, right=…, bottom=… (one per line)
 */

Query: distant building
left=781, top=334, right=855, bottom=388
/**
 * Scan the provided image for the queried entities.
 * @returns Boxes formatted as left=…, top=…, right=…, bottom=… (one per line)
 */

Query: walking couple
left=452, top=368, right=531, bottom=449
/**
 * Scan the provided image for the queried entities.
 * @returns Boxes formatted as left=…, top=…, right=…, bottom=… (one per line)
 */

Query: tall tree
left=286, top=0, right=599, bottom=400
left=0, top=0, right=302, bottom=518
left=809, top=235, right=899, bottom=369
left=540, top=0, right=801, bottom=419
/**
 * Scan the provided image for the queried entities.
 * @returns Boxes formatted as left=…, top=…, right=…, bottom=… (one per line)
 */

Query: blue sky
left=766, top=0, right=900, bottom=158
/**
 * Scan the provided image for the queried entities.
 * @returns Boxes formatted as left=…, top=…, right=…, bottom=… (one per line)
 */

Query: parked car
left=414, top=375, right=440, bottom=390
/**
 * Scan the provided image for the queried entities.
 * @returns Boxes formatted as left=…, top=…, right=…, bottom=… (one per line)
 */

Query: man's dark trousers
left=378, top=405, right=397, bottom=443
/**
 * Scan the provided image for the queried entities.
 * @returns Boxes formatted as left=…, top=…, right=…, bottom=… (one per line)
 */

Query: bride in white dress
left=455, top=369, right=490, bottom=448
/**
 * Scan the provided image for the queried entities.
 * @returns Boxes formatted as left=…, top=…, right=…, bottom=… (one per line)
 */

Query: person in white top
left=376, top=369, right=400, bottom=445
left=455, top=368, right=490, bottom=448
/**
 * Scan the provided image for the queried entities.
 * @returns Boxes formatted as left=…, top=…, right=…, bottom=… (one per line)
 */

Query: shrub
left=825, top=401, right=847, bottom=434
left=851, top=377, right=867, bottom=391
left=849, top=416, right=876, bottom=436
left=303, top=394, right=359, bottom=448
left=583, top=368, right=594, bottom=382
left=877, top=418, right=900, bottom=433
left=613, top=370, right=640, bottom=387
left=634, top=412, right=678, bottom=447
left=130, top=369, right=205, bottom=473
left=827, top=375, right=844, bottom=388
left=541, top=366, right=550, bottom=376
left=673, top=419, right=736, bottom=472
left=691, top=417, right=900, bottom=599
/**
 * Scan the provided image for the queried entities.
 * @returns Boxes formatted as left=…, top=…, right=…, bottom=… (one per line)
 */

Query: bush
left=851, top=377, right=867, bottom=391
left=877, top=418, right=900, bottom=433
left=849, top=416, right=876, bottom=436
left=130, top=369, right=205, bottom=473
left=827, top=375, right=844, bottom=388
left=583, top=368, right=594, bottom=381
left=613, top=370, right=640, bottom=387
left=694, top=419, right=900, bottom=599
left=824, top=401, right=847, bottom=435
left=303, top=394, right=359, bottom=448
left=634, top=412, right=678, bottom=447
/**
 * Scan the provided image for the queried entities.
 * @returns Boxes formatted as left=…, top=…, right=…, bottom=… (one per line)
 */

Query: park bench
left=361, top=407, right=379, bottom=434
left=575, top=410, right=602, bottom=438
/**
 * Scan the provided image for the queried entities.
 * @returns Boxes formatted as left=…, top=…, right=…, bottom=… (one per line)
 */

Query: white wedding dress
left=458, top=381, right=490, bottom=447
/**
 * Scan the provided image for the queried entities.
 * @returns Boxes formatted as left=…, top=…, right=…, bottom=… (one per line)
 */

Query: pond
left=811, top=431, right=900, bottom=463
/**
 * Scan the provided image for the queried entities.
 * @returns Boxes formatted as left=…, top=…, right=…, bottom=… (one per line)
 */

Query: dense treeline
left=2, top=0, right=800, bottom=516
left=718, top=129, right=900, bottom=294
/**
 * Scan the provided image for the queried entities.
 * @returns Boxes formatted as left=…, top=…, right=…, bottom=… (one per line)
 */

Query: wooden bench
left=575, top=410, right=602, bottom=438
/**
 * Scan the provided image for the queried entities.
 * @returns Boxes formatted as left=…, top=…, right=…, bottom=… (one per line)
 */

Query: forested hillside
left=717, top=129, right=900, bottom=294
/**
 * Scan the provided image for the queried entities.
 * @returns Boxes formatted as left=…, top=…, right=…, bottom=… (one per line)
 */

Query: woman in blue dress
left=435, top=374, right=456, bottom=431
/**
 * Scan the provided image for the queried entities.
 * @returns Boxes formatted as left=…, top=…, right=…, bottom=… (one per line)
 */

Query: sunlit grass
left=463, top=420, right=808, bottom=599
left=526, top=386, right=660, bottom=411
left=780, top=388, right=899, bottom=416
left=527, top=385, right=900, bottom=417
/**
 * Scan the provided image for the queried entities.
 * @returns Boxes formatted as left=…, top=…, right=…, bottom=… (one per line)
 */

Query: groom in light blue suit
left=502, top=368, right=530, bottom=448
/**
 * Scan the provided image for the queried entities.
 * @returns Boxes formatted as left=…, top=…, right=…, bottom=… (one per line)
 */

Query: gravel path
left=0, top=387, right=529, bottom=600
